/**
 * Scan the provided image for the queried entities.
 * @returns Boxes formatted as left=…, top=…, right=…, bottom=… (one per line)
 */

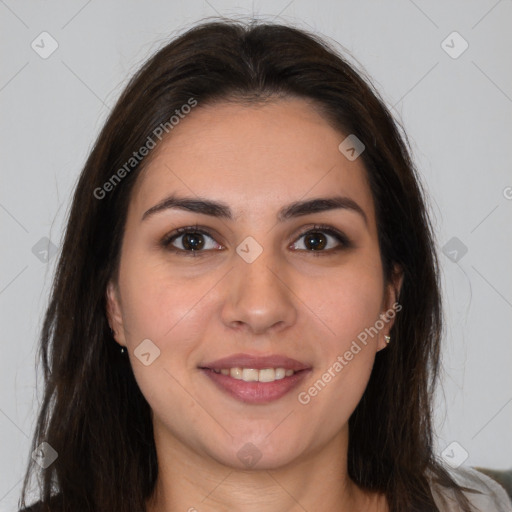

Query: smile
left=200, top=367, right=311, bottom=404
left=212, top=367, right=296, bottom=382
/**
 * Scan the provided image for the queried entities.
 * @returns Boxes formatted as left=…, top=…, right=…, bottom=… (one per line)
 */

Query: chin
left=206, top=435, right=304, bottom=471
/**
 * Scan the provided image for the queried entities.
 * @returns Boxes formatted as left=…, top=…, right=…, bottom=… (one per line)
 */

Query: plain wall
left=1, top=1, right=511, bottom=509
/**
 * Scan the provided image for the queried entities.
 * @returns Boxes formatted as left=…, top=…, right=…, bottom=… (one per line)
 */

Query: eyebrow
left=141, top=194, right=368, bottom=226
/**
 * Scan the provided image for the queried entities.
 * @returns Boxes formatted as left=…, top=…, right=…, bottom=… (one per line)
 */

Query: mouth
left=198, top=353, right=312, bottom=404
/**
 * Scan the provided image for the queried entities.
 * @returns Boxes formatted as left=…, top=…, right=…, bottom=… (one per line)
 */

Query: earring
left=384, top=335, right=391, bottom=345
left=110, top=326, right=126, bottom=354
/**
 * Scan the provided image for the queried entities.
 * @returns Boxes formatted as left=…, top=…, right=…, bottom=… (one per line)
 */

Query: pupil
left=306, top=232, right=326, bottom=250
left=183, top=233, right=204, bottom=250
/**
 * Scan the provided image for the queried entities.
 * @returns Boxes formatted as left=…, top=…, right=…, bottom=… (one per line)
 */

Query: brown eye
left=303, top=231, right=328, bottom=250
left=290, top=225, right=352, bottom=254
left=180, top=232, right=206, bottom=251
left=161, top=227, right=222, bottom=255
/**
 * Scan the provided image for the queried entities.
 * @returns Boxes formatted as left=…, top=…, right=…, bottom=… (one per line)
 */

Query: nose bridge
left=220, top=241, right=297, bottom=334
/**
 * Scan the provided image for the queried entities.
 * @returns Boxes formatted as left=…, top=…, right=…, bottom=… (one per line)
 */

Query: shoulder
left=428, top=465, right=512, bottom=512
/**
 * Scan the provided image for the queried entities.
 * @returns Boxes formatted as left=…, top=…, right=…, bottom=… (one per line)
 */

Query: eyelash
left=160, top=223, right=353, bottom=257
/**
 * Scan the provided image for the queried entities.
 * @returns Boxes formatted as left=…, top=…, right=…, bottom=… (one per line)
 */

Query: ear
left=377, top=264, right=404, bottom=351
left=106, top=280, right=127, bottom=347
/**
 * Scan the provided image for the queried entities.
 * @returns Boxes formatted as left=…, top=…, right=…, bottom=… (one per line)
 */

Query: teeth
left=211, top=367, right=297, bottom=382
left=230, top=368, right=243, bottom=379
left=275, top=368, right=286, bottom=380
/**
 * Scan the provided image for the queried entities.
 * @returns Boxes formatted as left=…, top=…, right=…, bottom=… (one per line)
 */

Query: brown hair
left=19, top=19, right=477, bottom=512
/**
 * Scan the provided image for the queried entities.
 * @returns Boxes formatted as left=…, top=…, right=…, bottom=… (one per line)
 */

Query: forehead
left=129, top=98, right=376, bottom=227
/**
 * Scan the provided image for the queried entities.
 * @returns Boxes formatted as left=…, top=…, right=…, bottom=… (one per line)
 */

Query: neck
left=145, top=422, right=386, bottom=512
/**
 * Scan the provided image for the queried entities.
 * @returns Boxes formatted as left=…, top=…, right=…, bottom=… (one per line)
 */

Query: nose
left=220, top=248, right=298, bottom=336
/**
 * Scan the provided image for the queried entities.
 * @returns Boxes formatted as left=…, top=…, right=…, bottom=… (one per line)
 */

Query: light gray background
left=1, top=1, right=511, bottom=509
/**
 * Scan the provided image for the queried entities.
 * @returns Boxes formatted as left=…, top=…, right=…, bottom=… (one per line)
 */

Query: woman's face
left=107, top=98, right=401, bottom=470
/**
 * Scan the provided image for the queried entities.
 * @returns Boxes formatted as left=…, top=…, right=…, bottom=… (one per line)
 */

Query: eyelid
left=160, top=223, right=352, bottom=255
left=290, top=223, right=352, bottom=251
left=160, top=224, right=223, bottom=254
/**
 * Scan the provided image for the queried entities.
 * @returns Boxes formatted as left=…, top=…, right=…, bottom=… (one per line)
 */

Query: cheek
left=118, top=255, right=215, bottom=345
left=118, top=259, right=212, bottom=423
left=294, top=258, right=383, bottom=423
left=312, top=257, right=385, bottom=344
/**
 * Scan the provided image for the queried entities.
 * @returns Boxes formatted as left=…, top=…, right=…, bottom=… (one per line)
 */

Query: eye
left=161, top=226, right=223, bottom=256
left=161, top=224, right=352, bottom=257
left=290, top=225, right=351, bottom=255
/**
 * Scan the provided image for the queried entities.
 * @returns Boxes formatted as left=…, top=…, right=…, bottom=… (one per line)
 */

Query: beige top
left=429, top=465, right=512, bottom=511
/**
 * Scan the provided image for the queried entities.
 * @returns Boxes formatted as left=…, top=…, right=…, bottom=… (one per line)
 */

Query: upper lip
left=200, top=353, right=311, bottom=371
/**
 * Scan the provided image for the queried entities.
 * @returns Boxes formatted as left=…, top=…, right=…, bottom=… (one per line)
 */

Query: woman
left=18, top=20, right=511, bottom=512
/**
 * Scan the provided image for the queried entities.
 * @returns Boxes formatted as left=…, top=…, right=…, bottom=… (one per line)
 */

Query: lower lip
left=200, top=368, right=311, bottom=404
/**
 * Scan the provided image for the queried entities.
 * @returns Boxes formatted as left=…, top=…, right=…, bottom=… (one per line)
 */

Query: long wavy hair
left=19, top=19, right=477, bottom=512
